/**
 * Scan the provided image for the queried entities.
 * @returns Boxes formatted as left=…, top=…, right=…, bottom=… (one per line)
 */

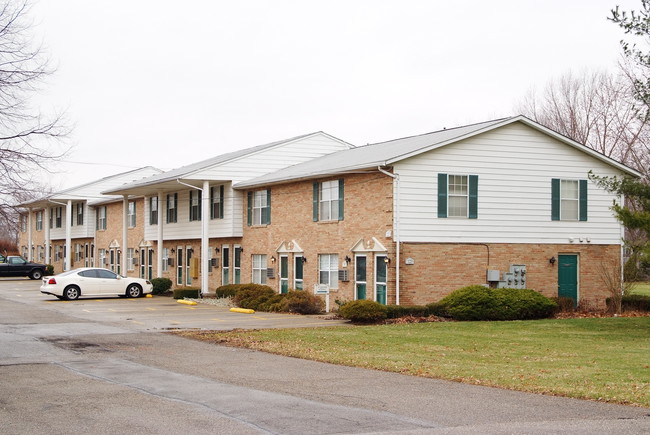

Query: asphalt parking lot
left=0, top=277, right=349, bottom=331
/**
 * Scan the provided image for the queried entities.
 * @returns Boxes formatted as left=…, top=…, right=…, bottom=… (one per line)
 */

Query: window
left=438, top=173, right=478, bottom=219
left=552, top=179, right=587, bottom=221
left=99, top=249, right=106, bottom=266
left=20, top=215, right=26, bottom=232
left=75, top=244, right=82, bottom=262
left=54, top=207, right=62, bottom=228
left=127, top=248, right=135, bottom=271
left=294, top=255, right=303, bottom=290
left=149, top=196, right=158, bottom=225
left=252, top=254, right=267, bottom=284
left=97, top=206, right=107, bottom=230
left=128, top=201, right=136, bottom=228
left=210, top=185, right=224, bottom=219
left=247, top=190, right=271, bottom=226
left=76, top=203, right=84, bottom=226
left=162, top=248, right=169, bottom=272
left=313, top=179, right=344, bottom=221
left=319, top=254, right=339, bottom=289
left=189, top=190, right=201, bottom=221
left=36, top=211, right=42, bottom=231
left=167, top=193, right=178, bottom=223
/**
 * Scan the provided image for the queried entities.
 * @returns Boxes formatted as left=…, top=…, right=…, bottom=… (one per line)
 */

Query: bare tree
left=0, top=1, right=68, bottom=236
left=515, top=69, right=650, bottom=179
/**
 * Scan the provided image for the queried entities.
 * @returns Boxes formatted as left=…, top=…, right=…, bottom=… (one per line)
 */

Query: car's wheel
left=63, top=285, right=80, bottom=301
left=126, top=283, right=143, bottom=298
left=29, top=269, right=43, bottom=280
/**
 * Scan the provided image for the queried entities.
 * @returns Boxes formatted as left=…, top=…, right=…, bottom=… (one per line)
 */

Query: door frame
left=558, top=253, right=579, bottom=306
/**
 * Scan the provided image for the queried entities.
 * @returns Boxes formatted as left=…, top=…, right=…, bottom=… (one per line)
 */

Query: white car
left=40, top=267, right=153, bottom=300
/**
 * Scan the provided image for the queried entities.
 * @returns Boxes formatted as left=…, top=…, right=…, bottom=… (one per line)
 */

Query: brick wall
left=240, top=172, right=395, bottom=301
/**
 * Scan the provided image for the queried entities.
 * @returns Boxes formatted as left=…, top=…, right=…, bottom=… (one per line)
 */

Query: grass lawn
left=630, top=282, right=650, bottom=297
left=176, top=317, right=650, bottom=408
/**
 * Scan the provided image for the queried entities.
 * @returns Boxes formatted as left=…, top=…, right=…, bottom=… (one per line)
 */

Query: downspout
left=177, top=179, right=208, bottom=296
left=377, top=166, right=400, bottom=305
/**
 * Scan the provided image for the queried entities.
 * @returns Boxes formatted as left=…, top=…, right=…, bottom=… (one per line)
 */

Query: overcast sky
left=30, top=0, right=641, bottom=190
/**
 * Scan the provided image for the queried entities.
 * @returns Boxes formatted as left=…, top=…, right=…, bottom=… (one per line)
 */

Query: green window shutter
left=265, top=190, right=271, bottom=225
left=209, top=187, right=214, bottom=219
left=468, top=175, right=478, bottom=219
left=247, top=191, right=252, bottom=226
left=437, top=173, right=448, bottom=218
left=312, top=182, right=319, bottom=222
left=579, top=179, right=588, bottom=221
left=189, top=191, right=193, bottom=220
left=551, top=178, right=560, bottom=221
left=219, top=185, right=224, bottom=219
left=338, top=178, right=345, bottom=221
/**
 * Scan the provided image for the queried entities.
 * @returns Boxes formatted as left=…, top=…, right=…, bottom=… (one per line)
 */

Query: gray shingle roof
left=234, top=117, right=511, bottom=188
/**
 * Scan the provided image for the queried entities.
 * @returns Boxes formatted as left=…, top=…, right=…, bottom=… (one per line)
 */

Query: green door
left=355, top=255, right=367, bottom=300
left=558, top=254, right=578, bottom=307
left=280, top=255, right=288, bottom=294
left=376, top=255, right=387, bottom=305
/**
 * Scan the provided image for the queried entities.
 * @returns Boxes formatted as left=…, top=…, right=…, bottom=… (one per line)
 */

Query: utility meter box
left=486, top=270, right=500, bottom=282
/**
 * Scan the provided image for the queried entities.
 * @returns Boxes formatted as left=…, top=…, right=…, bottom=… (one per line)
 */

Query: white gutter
left=377, top=166, right=400, bottom=305
left=177, top=179, right=209, bottom=296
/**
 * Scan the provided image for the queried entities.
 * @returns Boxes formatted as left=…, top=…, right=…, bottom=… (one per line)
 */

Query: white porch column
left=122, top=195, right=129, bottom=276
left=201, top=180, right=210, bottom=295
left=65, top=200, right=72, bottom=271
left=27, top=208, right=33, bottom=261
left=44, top=207, right=50, bottom=264
left=156, top=191, right=163, bottom=278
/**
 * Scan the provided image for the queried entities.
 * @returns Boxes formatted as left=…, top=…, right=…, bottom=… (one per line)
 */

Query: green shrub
left=339, top=300, right=388, bottom=323
left=45, top=264, right=54, bottom=276
left=173, top=288, right=200, bottom=299
left=426, top=301, right=447, bottom=317
left=151, top=277, right=173, bottom=295
left=215, top=284, right=249, bottom=298
left=233, top=285, right=275, bottom=310
left=278, top=290, right=325, bottom=314
left=609, top=294, right=650, bottom=311
left=434, top=285, right=557, bottom=321
left=385, top=304, right=429, bottom=319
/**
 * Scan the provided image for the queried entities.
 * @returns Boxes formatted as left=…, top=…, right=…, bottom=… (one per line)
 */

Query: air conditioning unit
left=266, top=268, right=275, bottom=279
left=211, top=258, right=218, bottom=267
left=338, top=269, right=349, bottom=282
left=167, top=258, right=174, bottom=267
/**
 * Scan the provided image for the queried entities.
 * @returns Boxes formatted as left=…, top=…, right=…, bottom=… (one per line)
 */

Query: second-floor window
left=167, top=193, right=178, bottom=223
left=128, top=201, right=136, bottom=228
left=437, top=173, right=478, bottom=219
left=35, top=211, right=42, bottom=231
left=76, top=203, right=84, bottom=226
left=551, top=179, right=587, bottom=221
left=53, top=207, right=62, bottom=228
left=247, top=190, right=271, bottom=226
left=211, top=185, right=224, bottom=219
left=97, top=206, right=107, bottom=230
left=149, top=197, right=158, bottom=225
left=189, top=190, right=201, bottom=221
left=313, top=179, right=344, bottom=221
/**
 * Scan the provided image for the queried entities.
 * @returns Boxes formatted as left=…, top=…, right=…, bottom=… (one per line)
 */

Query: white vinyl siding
left=395, top=122, right=626, bottom=244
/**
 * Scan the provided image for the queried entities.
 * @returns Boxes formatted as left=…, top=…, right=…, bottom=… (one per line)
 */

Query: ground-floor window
left=319, top=254, right=339, bottom=289
left=252, top=254, right=267, bottom=284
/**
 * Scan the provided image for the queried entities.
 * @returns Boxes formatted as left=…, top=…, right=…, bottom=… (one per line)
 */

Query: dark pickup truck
left=0, top=255, right=47, bottom=280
